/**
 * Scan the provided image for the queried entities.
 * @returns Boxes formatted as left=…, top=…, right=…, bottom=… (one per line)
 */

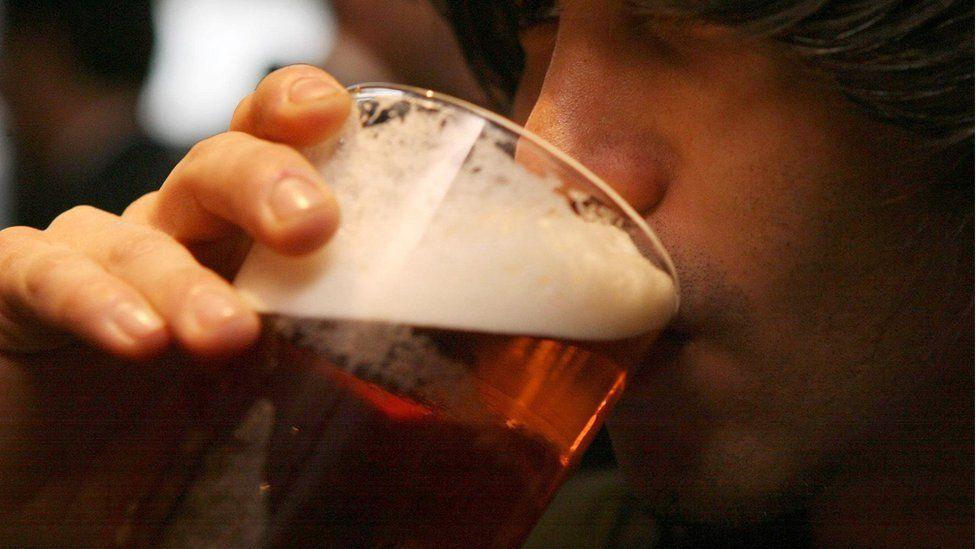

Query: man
left=0, top=0, right=971, bottom=546
left=0, top=0, right=182, bottom=228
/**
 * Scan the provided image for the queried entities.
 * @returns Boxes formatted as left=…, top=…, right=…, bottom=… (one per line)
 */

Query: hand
left=0, top=65, right=350, bottom=543
left=0, top=65, right=348, bottom=360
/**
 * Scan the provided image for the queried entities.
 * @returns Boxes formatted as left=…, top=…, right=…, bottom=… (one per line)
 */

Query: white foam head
left=234, top=91, right=677, bottom=341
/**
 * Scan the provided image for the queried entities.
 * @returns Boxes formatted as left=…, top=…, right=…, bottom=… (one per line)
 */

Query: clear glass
left=230, top=84, right=679, bottom=548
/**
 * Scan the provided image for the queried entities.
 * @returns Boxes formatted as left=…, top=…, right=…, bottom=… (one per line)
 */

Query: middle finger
left=145, top=131, right=340, bottom=256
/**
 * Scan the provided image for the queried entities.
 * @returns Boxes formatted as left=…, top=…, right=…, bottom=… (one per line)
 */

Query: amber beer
left=231, top=85, right=679, bottom=548
left=259, top=316, right=630, bottom=548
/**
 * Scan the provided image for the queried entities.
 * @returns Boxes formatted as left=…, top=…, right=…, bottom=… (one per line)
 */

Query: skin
left=519, top=4, right=971, bottom=544
left=0, top=0, right=971, bottom=545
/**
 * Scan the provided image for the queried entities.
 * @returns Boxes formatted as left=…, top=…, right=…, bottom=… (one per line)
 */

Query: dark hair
left=2, top=0, right=155, bottom=87
left=435, top=0, right=973, bottom=145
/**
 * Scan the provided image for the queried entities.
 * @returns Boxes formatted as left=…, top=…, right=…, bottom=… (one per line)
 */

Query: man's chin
left=608, top=418, right=818, bottom=535
left=606, top=385, right=814, bottom=528
left=622, top=476, right=813, bottom=546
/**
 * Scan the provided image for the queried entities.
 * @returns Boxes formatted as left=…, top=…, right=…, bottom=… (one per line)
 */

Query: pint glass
left=232, top=84, right=679, bottom=547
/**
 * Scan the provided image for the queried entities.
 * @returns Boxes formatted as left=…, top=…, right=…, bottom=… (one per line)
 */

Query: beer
left=260, top=317, right=625, bottom=548
left=227, top=86, right=679, bottom=548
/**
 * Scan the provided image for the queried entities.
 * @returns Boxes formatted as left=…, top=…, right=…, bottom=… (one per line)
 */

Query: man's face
left=513, top=0, right=945, bottom=523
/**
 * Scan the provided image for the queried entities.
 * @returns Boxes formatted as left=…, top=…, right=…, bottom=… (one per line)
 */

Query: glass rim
left=348, top=82, right=680, bottom=313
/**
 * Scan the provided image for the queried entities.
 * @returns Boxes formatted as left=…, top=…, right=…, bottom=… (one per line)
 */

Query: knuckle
left=0, top=228, right=41, bottom=291
left=194, top=139, right=298, bottom=197
left=248, top=142, right=299, bottom=174
left=122, top=191, right=160, bottom=219
left=183, top=135, right=218, bottom=165
left=262, top=64, right=315, bottom=87
left=47, top=205, right=104, bottom=231
left=274, top=64, right=308, bottom=77
left=161, top=267, right=217, bottom=304
left=22, top=249, right=77, bottom=305
left=232, top=148, right=308, bottom=206
left=0, top=226, right=40, bottom=248
left=60, top=278, right=120, bottom=319
left=231, top=94, right=255, bottom=126
left=179, top=132, right=252, bottom=178
left=198, top=131, right=248, bottom=154
left=183, top=132, right=241, bottom=165
left=106, top=228, right=173, bottom=269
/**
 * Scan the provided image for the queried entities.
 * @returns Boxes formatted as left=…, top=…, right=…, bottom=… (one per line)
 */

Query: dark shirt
left=13, top=132, right=182, bottom=228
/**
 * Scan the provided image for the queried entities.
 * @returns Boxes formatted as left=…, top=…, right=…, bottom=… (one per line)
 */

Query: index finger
left=230, top=64, right=352, bottom=148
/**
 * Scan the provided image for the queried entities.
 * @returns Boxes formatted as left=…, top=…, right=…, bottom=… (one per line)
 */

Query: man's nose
left=522, top=89, right=675, bottom=215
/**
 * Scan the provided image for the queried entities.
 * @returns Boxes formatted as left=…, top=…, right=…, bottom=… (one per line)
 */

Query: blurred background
left=0, top=0, right=333, bottom=227
left=142, top=0, right=337, bottom=146
left=0, top=0, right=486, bottom=228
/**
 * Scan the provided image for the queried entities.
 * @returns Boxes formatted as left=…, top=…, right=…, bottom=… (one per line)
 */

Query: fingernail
left=108, top=301, right=164, bottom=341
left=190, top=290, right=247, bottom=332
left=289, top=77, right=339, bottom=104
left=269, top=176, right=328, bottom=222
